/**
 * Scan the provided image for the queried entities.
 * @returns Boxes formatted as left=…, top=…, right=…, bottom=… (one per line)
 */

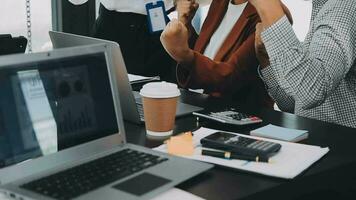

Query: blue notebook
left=250, top=124, right=308, bottom=142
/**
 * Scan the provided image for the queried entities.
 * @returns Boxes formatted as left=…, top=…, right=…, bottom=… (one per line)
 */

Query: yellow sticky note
left=180, top=132, right=193, bottom=141
left=167, top=132, right=194, bottom=156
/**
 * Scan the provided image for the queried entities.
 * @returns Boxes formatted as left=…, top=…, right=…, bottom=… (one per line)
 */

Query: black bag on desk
left=0, top=34, right=27, bottom=55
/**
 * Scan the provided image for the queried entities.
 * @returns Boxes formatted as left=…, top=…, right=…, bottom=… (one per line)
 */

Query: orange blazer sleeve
left=177, top=32, right=258, bottom=94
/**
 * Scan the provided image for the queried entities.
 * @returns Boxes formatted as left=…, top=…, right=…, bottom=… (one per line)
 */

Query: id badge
left=146, top=1, right=168, bottom=33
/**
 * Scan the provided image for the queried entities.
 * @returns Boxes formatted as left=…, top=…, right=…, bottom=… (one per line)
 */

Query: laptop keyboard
left=21, top=149, right=168, bottom=200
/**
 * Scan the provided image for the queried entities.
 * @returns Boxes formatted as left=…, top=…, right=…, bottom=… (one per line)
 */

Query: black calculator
left=193, top=108, right=262, bottom=125
left=200, top=132, right=281, bottom=158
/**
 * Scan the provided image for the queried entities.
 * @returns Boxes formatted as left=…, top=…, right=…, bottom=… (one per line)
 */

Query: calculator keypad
left=226, top=136, right=279, bottom=153
left=209, top=111, right=262, bottom=125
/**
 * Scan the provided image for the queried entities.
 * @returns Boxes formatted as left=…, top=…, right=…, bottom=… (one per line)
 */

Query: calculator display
left=208, top=132, right=235, bottom=142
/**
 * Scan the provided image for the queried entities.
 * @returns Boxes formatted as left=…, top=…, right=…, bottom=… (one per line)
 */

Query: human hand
left=248, top=0, right=280, bottom=11
left=255, top=23, right=270, bottom=69
left=176, top=0, right=199, bottom=26
left=160, top=19, right=194, bottom=63
left=248, top=0, right=284, bottom=28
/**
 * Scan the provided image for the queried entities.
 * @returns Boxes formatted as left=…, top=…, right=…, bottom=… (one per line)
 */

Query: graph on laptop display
left=0, top=53, right=119, bottom=168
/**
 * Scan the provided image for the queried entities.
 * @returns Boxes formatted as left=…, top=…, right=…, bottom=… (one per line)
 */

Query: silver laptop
left=49, top=31, right=203, bottom=124
left=0, top=44, right=212, bottom=200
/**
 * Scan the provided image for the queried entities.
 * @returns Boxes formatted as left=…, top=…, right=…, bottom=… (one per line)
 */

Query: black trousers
left=92, top=5, right=176, bottom=82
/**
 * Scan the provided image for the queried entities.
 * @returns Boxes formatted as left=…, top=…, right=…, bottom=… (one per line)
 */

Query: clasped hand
left=160, top=19, right=194, bottom=63
left=248, top=0, right=292, bottom=68
left=160, top=0, right=198, bottom=63
left=176, top=0, right=199, bottom=25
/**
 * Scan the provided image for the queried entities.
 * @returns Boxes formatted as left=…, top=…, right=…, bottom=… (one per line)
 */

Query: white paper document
left=151, top=188, right=205, bottom=200
left=154, top=127, right=329, bottom=179
left=0, top=192, right=10, bottom=200
left=0, top=188, right=205, bottom=200
left=128, top=74, right=160, bottom=84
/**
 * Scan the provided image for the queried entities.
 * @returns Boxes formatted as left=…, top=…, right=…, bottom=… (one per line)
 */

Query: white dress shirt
left=68, top=0, right=174, bottom=15
left=203, top=1, right=247, bottom=59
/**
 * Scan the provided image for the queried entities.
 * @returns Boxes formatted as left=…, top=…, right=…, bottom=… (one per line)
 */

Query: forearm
left=187, top=34, right=259, bottom=90
left=259, top=66, right=295, bottom=113
left=178, top=46, right=258, bottom=91
left=192, top=53, right=252, bottom=88
left=262, top=16, right=353, bottom=109
left=269, top=87, right=295, bottom=113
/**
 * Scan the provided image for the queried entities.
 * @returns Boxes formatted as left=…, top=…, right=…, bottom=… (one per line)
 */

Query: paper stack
left=154, top=127, right=329, bottom=179
left=250, top=124, right=308, bottom=142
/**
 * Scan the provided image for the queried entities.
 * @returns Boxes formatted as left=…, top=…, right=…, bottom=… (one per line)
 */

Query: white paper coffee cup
left=140, top=82, right=180, bottom=137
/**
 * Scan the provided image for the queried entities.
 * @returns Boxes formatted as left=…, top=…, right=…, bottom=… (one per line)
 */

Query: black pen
left=201, top=149, right=271, bottom=163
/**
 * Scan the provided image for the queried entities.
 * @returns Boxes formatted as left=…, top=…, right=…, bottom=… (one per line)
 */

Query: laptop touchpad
left=113, top=173, right=171, bottom=196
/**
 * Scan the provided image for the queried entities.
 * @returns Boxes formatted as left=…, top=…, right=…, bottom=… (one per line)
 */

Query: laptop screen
left=0, top=52, right=119, bottom=169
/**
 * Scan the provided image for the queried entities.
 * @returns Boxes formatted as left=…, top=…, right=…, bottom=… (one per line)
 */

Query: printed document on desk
left=154, top=127, right=329, bottom=179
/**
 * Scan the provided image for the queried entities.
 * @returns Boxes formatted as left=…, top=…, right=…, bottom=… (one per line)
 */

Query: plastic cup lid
left=140, top=81, right=181, bottom=98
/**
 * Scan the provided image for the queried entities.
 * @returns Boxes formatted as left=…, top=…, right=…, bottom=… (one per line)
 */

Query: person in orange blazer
left=161, top=0, right=276, bottom=109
